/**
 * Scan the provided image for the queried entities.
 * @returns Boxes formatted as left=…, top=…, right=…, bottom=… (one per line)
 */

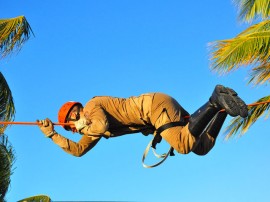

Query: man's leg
left=205, top=111, right=228, bottom=139
left=192, top=111, right=228, bottom=155
left=188, top=85, right=248, bottom=138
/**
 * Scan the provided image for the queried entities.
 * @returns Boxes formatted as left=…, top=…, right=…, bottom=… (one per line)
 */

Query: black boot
left=188, top=101, right=219, bottom=138
left=210, top=85, right=248, bottom=118
left=204, top=111, right=228, bottom=139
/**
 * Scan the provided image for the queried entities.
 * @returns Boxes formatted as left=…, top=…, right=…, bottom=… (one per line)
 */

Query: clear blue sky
left=2, top=1, right=270, bottom=201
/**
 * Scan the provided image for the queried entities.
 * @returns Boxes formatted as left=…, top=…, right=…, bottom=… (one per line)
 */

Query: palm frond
left=224, top=95, right=270, bottom=139
left=0, top=72, right=15, bottom=135
left=0, top=16, right=34, bottom=59
left=233, top=0, right=270, bottom=23
left=18, top=195, right=51, bottom=202
left=0, top=135, right=15, bottom=201
left=249, top=62, right=270, bottom=85
left=209, top=20, right=270, bottom=74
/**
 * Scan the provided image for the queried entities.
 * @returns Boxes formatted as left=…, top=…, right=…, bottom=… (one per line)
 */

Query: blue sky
left=2, top=0, right=270, bottom=201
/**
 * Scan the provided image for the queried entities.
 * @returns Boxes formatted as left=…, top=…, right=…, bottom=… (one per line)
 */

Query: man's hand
left=37, top=118, right=57, bottom=138
left=74, top=117, right=89, bottom=133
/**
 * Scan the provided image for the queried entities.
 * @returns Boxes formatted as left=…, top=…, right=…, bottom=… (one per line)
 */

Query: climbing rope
left=0, top=101, right=269, bottom=168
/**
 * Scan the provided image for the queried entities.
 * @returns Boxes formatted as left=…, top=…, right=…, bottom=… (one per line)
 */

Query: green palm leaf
left=0, top=135, right=15, bottom=202
left=0, top=16, right=34, bottom=58
left=224, top=95, right=270, bottom=139
left=249, top=61, right=270, bottom=84
left=18, top=195, right=51, bottom=202
left=0, top=72, right=15, bottom=134
left=233, top=0, right=270, bottom=22
left=209, top=20, right=270, bottom=81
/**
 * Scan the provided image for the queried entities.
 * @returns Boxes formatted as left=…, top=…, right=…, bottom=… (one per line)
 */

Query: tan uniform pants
left=150, top=93, right=215, bottom=155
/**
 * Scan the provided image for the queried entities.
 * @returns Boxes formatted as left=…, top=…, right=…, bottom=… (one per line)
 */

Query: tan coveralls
left=51, top=93, right=216, bottom=157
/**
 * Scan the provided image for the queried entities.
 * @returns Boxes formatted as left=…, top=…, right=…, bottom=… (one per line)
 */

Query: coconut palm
left=209, top=0, right=270, bottom=139
left=0, top=15, right=33, bottom=202
left=0, top=15, right=50, bottom=202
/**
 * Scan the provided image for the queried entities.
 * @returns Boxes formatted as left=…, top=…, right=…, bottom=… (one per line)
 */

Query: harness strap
left=142, top=120, right=187, bottom=168
left=152, top=121, right=187, bottom=156
left=142, top=140, right=174, bottom=168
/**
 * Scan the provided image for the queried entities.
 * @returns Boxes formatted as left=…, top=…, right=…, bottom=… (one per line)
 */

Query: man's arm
left=51, top=133, right=101, bottom=157
left=79, top=106, right=110, bottom=137
left=38, top=118, right=101, bottom=157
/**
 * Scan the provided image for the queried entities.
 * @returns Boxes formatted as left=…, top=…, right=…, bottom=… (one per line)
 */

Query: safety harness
left=142, top=120, right=188, bottom=168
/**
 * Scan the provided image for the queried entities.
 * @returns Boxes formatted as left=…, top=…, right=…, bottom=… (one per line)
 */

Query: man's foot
left=210, top=85, right=248, bottom=118
left=226, top=87, right=248, bottom=118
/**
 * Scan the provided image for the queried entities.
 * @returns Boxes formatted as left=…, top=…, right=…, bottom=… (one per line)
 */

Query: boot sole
left=215, top=85, right=248, bottom=117
left=226, top=88, right=248, bottom=118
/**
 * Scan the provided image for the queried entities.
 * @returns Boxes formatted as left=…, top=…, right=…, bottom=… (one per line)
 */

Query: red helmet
left=58, top=101, right=82, bottom=130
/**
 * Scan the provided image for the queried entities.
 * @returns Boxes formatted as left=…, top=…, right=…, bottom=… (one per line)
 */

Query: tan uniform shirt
left=81, top=93, right=156, bottom=137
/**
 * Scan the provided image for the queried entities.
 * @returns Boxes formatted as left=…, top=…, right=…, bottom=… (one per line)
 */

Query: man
left=38, top=85, right=248, bottom=157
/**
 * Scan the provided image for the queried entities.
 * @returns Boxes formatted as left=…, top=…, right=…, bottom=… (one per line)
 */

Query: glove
left=74, top=117, right=89, bottom=133
left=37, top=118, right=57, bottom=138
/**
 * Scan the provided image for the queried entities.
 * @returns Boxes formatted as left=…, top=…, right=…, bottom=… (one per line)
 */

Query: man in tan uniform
left=38, top=85, right=248, bottom=157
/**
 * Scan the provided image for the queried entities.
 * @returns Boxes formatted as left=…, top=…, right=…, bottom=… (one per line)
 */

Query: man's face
left=66, top=105, right=80, bottom=132
left=68, top=105, right=80, bottom=120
